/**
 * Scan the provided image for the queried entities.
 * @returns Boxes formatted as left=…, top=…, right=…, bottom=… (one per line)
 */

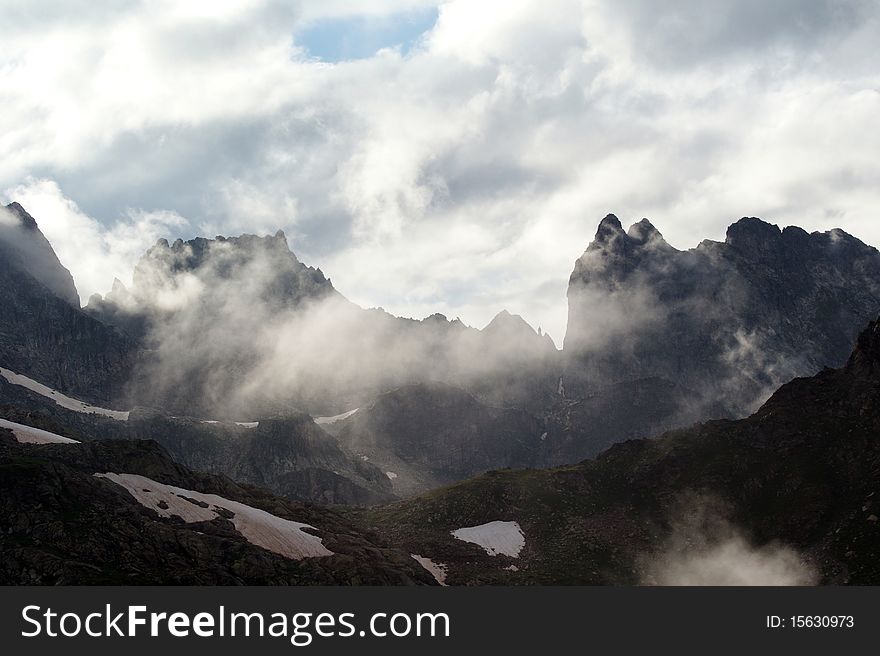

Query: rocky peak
left=114, top=230, right=338, bottom=318
left=725, top=217, right=783, bottom=255
left=585, top=214, right=674, bottom=256
left=483, top=310, right=558, bottom=354
left=627, top=218, right=667, bottom=246
left=589, top=214, right=627, bottom=251
left=572, top=214, right=677, bottom=287
left=3, top=202, right=38, bottom=231
left=484, top=309, right=536, bottom=336
left=0, top=202, right=80, bottom=307
left=596, top=213, right=624, bottom=234
left=111, top=277, right=128, bottom=295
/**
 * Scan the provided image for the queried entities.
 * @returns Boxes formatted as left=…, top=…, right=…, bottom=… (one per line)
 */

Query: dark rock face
left=564, top=215, right=880, bottom=416
left=0, top=437, right=433, bottom=585
left=0, top=205, right=136, bottom=403
left=539, top=376, right=729, bottom=467
left=361, top=318, right=880, bottom=585
left=122, top=412, right=395, bottom=506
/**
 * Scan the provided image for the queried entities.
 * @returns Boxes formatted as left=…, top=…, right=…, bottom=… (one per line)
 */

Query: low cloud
left=640, top=495, right=817, bottom=586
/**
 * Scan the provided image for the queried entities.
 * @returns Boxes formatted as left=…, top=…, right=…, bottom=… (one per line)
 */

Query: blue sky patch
left=296, top=7, right=439, bottom=62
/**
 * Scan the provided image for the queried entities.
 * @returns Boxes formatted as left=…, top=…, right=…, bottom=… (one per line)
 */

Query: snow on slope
left=314, top=408, right=359, bottom=425
left=411, top=555, right=448, bottom=586
left=451, top=521, right=525, bottom=558
left=0, top=418, right=79, bottom=444
left=200, top=420, right=259, bottom=429
left=95, top=473, right=333, bottom=560
left=0, top=367, right=129, bottom=420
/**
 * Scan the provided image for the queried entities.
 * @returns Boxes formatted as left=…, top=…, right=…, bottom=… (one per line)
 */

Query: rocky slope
left=0, top=374, right=393, bottom=506
left=0, top=430, right=434, bottom=585
left=356, top=319, right=880, bottom=584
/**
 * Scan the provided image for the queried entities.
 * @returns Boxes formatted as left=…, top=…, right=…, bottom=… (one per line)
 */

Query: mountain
left=0, top=203, right=136, bottom=402
left=564, top=215, right=880, bottom=417
left=0, top=429, right=434, bottom=584
left=356, top=318, right=880, bottom=585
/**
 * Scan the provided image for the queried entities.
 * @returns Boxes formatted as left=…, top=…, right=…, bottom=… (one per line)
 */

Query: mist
left=640, top=495, right=817, bottom=586
left=89, top=231, right=559, bottom=417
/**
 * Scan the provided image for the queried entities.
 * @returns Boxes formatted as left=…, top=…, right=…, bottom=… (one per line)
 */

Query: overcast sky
left=2, top=0, right=879, bottom=340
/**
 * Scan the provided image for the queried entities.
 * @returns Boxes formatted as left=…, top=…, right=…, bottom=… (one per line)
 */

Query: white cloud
left=1, top=1, right=879, bottom=337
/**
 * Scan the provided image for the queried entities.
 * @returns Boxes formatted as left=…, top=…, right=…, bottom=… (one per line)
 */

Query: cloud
left=594, top=0, right=875, bottom=70
left=101, top=232, right=557, bottom=417
left=0, top=206, right=18, bottom=228
left=640, top=494, right=818, bottom=586
left=1, top=1, right=879, bottom=338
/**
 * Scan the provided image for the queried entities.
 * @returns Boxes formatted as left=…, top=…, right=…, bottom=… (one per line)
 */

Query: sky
left=1, top=0, right=879, bottom=341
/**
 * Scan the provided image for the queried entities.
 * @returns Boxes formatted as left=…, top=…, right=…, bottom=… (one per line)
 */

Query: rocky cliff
left=0, top=204, right=136, bottom=402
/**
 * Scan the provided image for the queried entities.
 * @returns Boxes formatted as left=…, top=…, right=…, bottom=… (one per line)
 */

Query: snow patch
left=0, top=418, right=79, bottom=444
left=200, top=420, right=259, bottom=428
left=412, top=555, right=448, bottom=586
left=451, top=521, right=525, bottom=558
left=95, top=472, right=333, bottom=560
left=385, top=471, right=398, bottom=480
left=314, top=408, right=359, bottom=425
left=0, top=367, right=129, bottom=421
